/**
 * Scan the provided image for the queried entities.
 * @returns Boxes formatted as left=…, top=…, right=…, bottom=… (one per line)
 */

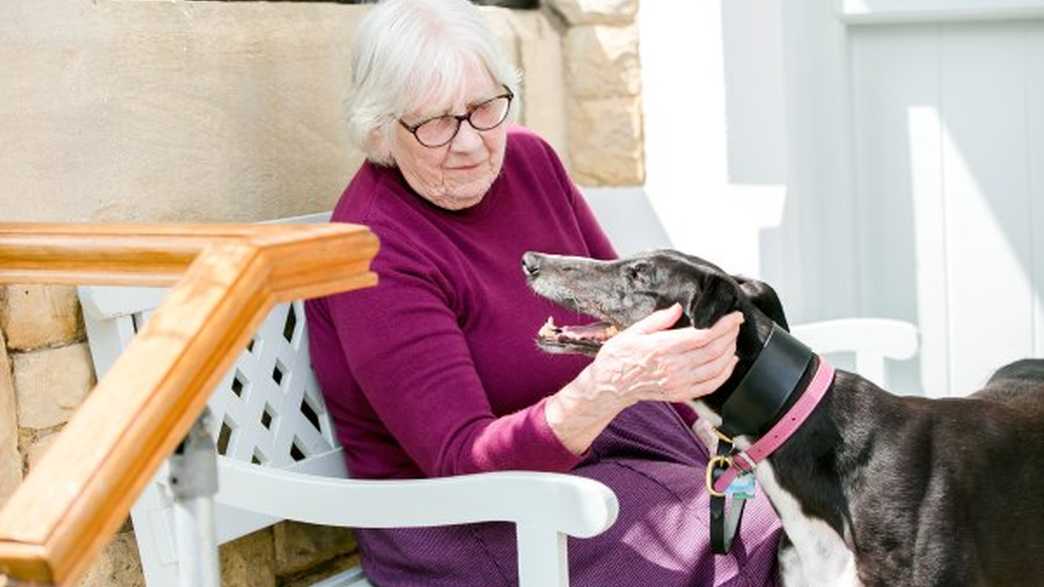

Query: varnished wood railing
left=0, top=223, right=379, bottom=586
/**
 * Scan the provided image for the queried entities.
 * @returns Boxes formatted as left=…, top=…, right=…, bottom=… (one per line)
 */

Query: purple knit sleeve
left=325, top=224, right=584, bottom=477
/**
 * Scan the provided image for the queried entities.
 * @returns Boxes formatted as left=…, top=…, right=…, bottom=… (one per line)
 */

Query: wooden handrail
left=0, top=223, right=379, bottom=586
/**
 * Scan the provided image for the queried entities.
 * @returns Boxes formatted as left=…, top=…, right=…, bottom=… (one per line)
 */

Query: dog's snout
left=522, top=252, right=541, bottom=277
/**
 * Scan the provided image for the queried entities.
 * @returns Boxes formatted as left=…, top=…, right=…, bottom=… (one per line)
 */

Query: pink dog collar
left=712, top=357, right=836, bottom=494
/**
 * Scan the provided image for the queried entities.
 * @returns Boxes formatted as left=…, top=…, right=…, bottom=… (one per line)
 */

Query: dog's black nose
left=521, top=252, right=540, bottom=277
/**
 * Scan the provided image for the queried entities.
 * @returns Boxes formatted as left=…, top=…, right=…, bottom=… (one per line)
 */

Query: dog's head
left=522, top=250, right=788, bottom=360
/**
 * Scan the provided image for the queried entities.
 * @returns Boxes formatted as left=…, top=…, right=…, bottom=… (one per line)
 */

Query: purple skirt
left=356, top=401, right=782, bottom=586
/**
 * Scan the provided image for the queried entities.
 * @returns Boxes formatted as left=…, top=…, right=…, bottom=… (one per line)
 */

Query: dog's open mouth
left=537, top=317, right=620, bottom=354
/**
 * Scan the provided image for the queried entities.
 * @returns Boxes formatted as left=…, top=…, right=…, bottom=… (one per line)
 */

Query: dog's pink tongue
left=563, top=322, right=614, bottom=339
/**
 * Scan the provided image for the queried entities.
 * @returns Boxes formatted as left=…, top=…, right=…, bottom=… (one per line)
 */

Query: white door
left=770, top=0, right=1044, bottom=397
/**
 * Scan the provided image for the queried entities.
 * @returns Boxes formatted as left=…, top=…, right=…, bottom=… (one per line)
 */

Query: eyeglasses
left=399, top=86, right=514, bottom=148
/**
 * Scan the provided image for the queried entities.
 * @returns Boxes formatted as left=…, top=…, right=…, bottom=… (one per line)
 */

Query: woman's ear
left=733, top=275, right=789, bottom=331
left=686, top=272, right=740, bottom=329
left=368, top=126, right=395, bottom=166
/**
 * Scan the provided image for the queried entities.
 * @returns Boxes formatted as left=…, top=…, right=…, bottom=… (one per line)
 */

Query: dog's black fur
left=523, top=249, right=1044, bottom=587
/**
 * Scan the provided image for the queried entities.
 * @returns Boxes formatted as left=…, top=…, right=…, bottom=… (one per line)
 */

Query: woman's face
left=389, top=61, right=509, bottom=210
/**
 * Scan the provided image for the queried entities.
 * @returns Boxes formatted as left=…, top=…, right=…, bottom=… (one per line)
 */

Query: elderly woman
left=304, top=0, right=781, bottom=585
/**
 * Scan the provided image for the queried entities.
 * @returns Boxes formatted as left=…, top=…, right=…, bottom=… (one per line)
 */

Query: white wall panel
left=776, top=0, right=862, bottom=324
left=850, top=26, right=943, bottom=396
left=1028, top=30, right=1044, bottom=358
left=938, top=23, right=1036, bottom=392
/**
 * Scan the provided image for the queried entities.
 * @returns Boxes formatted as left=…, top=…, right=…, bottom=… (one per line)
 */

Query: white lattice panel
left=137, top=300, right=339, bottom=470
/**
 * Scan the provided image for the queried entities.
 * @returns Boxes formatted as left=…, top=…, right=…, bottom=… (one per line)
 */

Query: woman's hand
left=586, top=303, right=742, bottom=408
left=546, top=304, right=743, bottom=455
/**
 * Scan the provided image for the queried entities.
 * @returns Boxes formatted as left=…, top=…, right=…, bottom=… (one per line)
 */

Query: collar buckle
left=705, top=455, right=732, bottom=498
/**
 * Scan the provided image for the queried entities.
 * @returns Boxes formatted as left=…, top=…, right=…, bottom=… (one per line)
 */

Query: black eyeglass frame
left=398, top=85, right=515, bottom=148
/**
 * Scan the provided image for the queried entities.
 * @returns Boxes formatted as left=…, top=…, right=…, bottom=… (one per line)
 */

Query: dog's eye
left=626, top=263, right=648, bottom=282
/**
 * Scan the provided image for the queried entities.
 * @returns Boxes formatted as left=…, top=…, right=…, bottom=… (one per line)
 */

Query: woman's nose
left=450, top=119, right=484, bottom=152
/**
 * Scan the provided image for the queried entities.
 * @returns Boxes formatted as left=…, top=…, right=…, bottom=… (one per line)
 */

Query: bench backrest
left=83, top=289, right=341, bottom=472
left=81, top=213, right=342, bottom=550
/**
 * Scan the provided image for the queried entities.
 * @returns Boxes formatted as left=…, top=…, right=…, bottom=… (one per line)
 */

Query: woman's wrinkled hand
left=584, top=304, right=743, bottom=411
left=546, top=304, right=742, bottom=456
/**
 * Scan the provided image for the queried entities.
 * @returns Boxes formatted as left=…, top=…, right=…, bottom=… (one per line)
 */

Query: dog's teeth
left=538, top=317, right=559, bottom=338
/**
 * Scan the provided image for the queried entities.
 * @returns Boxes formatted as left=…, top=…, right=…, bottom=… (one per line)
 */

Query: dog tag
left=724, top=472, right=757, bottom=500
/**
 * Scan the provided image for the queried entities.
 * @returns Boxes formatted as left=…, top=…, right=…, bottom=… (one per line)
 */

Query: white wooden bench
left=79, top=189, right=918, bottom=586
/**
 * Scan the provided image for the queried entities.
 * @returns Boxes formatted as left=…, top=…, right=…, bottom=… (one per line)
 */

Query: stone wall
left=546, top=0, right=644, bottom=185
left=0, top=0, right=644, bottom=584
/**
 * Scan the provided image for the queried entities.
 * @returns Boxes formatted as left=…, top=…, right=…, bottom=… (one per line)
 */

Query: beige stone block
left=220, top=529, right=277, bottom=587
left=273, top=521, right=357, bottom=577
left=25, top=431, right=58, bottom=471
left=482, top=7, right=523, bottom=77
left=565, top=24, right=641, bottom=99
left=546, top=0, right=638, bottom=26
left=0, top=330, right=22, bottom=506
left=569, top=96, right=645, bottom=186
left=76, top=531, right=145, bottom=587
left=508, top=10, right=569, bottom=164
left=0, top=285, right=84, bottom=351
left=13, top=343, right=95, bottom=430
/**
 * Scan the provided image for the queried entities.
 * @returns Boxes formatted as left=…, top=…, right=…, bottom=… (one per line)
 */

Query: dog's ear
left=733, top=275, right=789, bottom=331
left=686, top=272, right=741, bottom=329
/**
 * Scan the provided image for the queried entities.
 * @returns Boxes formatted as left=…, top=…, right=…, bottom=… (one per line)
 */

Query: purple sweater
left=306, top=127, right=694, bottom=479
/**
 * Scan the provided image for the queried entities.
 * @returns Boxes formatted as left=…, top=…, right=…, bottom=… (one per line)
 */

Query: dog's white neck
left=692, top=401, right=861, bottom=587
left=738, top=438, right=861, bottom=586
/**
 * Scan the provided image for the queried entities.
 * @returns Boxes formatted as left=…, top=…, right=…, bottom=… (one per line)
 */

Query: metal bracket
left=168, top=408, right=221, bottom=587
left=169, top=410, right=219, bottom=500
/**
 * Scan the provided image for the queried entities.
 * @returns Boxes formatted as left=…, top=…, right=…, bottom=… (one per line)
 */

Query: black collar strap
left=719, top=323, right=815, bottom=438
left=711, top=322, right=815, bottom=555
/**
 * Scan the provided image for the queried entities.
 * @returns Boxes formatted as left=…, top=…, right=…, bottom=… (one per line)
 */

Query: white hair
left=346, top=0, right=522, bottom=165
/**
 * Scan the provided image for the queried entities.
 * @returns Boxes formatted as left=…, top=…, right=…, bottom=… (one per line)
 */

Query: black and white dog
left=522, top=249, right=1044, bottom=587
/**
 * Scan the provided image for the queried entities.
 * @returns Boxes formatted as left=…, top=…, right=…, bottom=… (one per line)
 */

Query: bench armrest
left=216, top=460, right=619, bottom=587
left=216, top=459, right=617, bottom=538
left=792, top=318, right=919, bottom=386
